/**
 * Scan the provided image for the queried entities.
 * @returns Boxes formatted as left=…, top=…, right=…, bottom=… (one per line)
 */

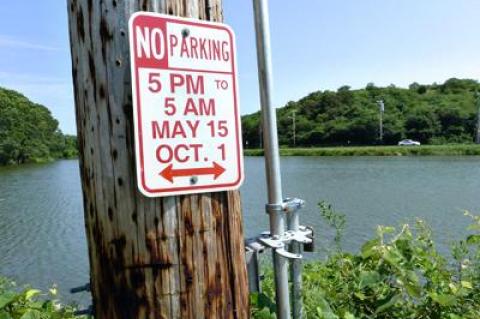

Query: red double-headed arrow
left=160, top=162, right=226, bottom=183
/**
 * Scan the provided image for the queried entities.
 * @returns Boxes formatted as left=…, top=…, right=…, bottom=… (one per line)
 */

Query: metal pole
left=288, top=211, right=302, bottom=318
left=252, top=1, right=291, bottom=319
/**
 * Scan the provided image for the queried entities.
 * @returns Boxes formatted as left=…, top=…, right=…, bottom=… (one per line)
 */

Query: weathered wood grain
left=67, top=0, right=248, bottom=318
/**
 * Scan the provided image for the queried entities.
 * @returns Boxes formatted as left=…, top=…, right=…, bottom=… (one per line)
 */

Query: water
left=1, top=157, right=479, bottom=305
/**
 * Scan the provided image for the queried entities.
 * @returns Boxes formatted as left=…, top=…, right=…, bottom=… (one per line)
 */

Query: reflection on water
left=0, top=157, right=479, bottom=304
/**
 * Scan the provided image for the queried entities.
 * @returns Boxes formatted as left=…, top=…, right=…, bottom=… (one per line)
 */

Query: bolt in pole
left=252, top=1, right=291, bottom=319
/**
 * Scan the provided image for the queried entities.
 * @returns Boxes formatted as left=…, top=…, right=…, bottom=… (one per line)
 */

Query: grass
left=244, top=144, right=480, bottom=157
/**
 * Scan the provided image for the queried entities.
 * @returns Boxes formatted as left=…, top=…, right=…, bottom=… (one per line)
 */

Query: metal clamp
left=265, top=197, right=305, bottom=214
left=257, top=226, right=313, bottom=260
left=283, top=197, right=305, bottom=213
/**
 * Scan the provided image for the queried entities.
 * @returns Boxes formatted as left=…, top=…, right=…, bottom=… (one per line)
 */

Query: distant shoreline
left=2, top=145, right=479, bottom=169
left=0, top=156, right=78, bottom=168
left=244, top=144, right=480, bottom=156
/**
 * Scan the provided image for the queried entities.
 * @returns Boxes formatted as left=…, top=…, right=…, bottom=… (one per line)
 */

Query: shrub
left=251, top=205, right=480, bottom=319
left=0, top=278, right=87, bottom=319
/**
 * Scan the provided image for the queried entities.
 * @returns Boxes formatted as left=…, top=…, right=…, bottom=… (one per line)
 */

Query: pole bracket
left=255, top=226, right=313, bottom=260
left=265, top=197, right=305, bottom=214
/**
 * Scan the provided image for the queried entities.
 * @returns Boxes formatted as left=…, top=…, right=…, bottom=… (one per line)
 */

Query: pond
left=1, top=156, right=479, bottom=305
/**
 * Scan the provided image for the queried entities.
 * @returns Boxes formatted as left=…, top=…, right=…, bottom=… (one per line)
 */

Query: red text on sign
left=156, top=144, right=203, bottom=163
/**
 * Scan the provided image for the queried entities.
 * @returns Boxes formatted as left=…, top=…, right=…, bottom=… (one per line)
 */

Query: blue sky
left=1, top=0, right=479, bottom=135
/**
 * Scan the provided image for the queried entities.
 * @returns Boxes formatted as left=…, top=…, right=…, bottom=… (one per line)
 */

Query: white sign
left=129, top=12, right=244, bottom=197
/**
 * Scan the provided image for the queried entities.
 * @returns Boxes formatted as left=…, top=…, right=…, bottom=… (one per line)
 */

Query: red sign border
left=129, top=12, right=244, bottom=197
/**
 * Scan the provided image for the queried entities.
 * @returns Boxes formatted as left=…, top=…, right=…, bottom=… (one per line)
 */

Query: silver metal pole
left=288, top=211, right=302, bottom=318
left=252, top=1, right=291, bottom=318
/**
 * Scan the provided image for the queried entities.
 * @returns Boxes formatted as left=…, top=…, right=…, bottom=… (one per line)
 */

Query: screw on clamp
left=265, top=197, right=305, bottom=215
left=283, top=198, right=305, bottom=213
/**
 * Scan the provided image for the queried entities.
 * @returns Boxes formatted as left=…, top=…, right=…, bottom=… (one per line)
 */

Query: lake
left=1, top=156, right=479, bottom=305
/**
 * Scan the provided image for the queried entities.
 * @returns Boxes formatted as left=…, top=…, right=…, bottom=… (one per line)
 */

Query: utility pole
left=476, top=92, right=480, bottom=144
left=67, top=1, right=249, bottom=318
left=289, top=111, right=296, bottom=147
left=253, top=1, right=293, bottom=318
left=377, top=100, right=384, bottom=144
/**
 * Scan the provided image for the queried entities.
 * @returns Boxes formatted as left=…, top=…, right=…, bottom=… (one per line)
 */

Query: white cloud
left=0, top=35, right=61, bottom=51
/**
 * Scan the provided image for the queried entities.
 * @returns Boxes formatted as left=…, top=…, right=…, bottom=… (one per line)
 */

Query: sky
left=0, top=1, right=479, bottom=135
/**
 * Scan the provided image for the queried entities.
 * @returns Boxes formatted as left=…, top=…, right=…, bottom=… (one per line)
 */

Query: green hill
left=0, top=87, right=77, bottom=165
left=242, top=78, right=480, bottom=148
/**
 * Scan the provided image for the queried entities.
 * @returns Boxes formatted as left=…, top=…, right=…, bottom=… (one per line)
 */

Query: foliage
left=318, top=201, right=346, bottom=252
left=242, top=78, right=480, bottom=148
left=0, top=87, right=78, bottom=165
left=244, top=144, right=480, bottom=157
left=251, top=205, right=480, bottom=319
left=0, top=278, right=87, bottom=319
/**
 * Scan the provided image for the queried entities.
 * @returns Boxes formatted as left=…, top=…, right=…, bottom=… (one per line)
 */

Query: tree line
left=242, top=78, right=480, bottom=148
left=0, top=87, right=78, bottom=165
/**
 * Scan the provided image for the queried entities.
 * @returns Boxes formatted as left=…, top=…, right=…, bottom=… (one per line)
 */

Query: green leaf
left=382, top=226, right=396, bottom=234
left=19, top=310, right=43, bottom=319
left=359, top=271, right=381, bottom=289
left=315, top=296, right=339, bottom=319
left=404, top=281, right=422, bottom=298
left=354, top=292, right=366, bottom=301
left=316, top=306, right=339, bottom=319
left=460, top=281, right=472, bottom=289
left=343, top=312, right=356, bottom=319
left=403, top=270, right=421, bottom=297
left=430, top=293, right=457, bottom=306
left=383, top=247, right=404, bottom=268
left=254, top=308, right=276, bottom=319
left=361, top=239, right=380, bottom=259
left=466, top=234, right=480, bottom=245
left=24, top=289, right=41, bottom=301
left=0, top=292, right=16, bottom=310
left=0, top=310, right=13, bottom=319
left=375, top=294, right=402, bottom=313
left=257, top=293, right=276, bottom=314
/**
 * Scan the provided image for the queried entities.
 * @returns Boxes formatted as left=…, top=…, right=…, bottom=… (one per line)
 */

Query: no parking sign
left=129, top=12, right=243, bottom=197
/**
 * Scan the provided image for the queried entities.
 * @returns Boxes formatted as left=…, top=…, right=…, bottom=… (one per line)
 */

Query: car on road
left=398, top=139, right=421, bottom=146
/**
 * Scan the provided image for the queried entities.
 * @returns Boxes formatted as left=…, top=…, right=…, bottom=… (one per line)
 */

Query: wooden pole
left=67, top=1, right=249, bottom=318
